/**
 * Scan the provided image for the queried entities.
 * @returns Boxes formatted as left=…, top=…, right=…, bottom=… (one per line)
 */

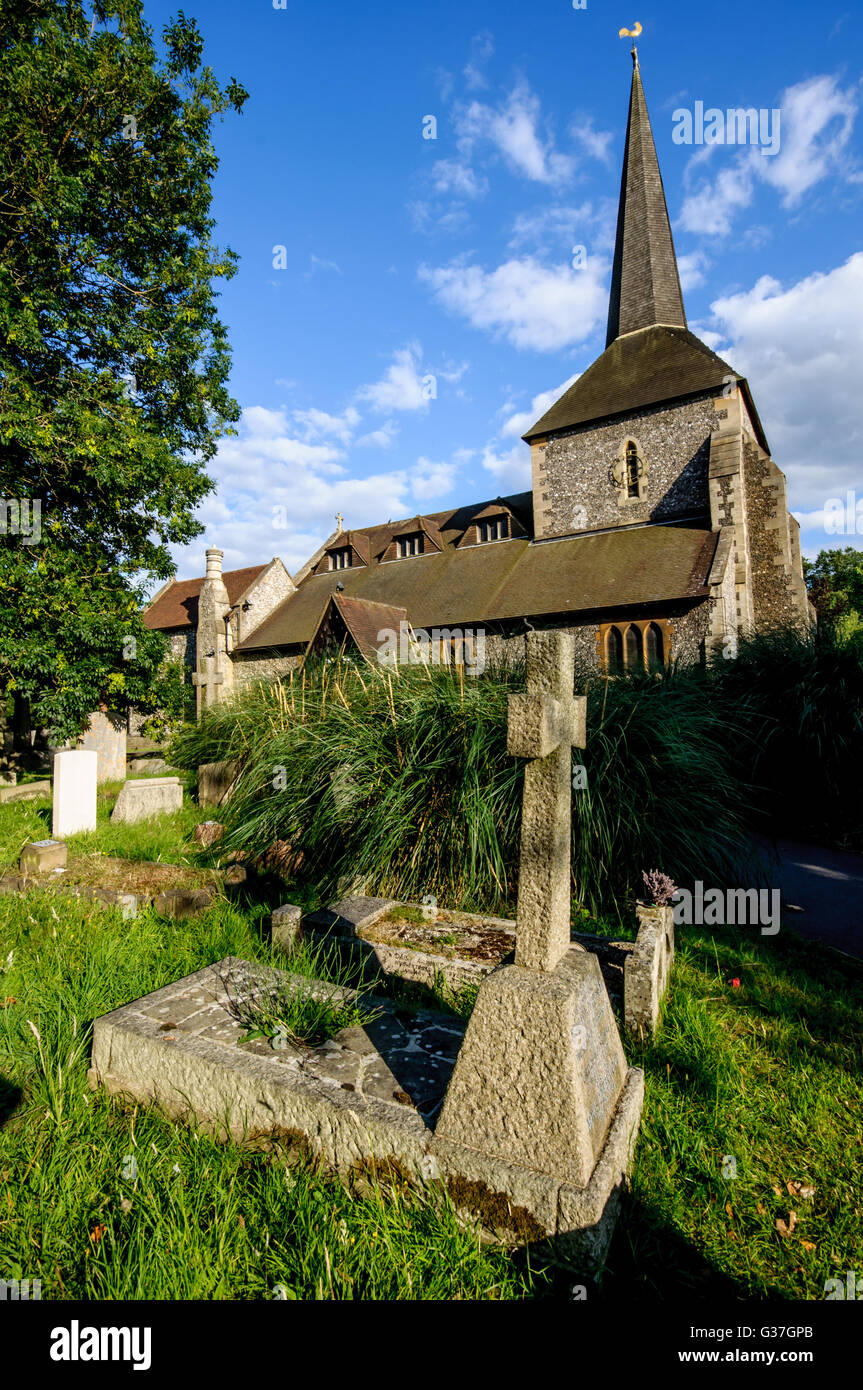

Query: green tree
left=804, top=547, right=863, bottom=628
left=0, top=0, right=247, bottom=742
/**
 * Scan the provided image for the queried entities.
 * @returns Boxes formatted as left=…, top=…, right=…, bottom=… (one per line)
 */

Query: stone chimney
left=193, top=547, right=235, bottom=718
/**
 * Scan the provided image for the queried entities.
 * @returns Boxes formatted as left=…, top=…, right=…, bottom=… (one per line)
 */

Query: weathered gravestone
left=52, top=750, right=97, bottom=838
left=79, top=710, right=127, bottom=782
left=111, top=776, right=183, bottom=825
left=430, top=630, right=644, bottom=1264
left=198, top=760, right=238, bottom=809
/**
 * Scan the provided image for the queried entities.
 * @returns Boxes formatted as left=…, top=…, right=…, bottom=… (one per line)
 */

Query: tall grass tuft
left=171, top=655, right=763, bottom=919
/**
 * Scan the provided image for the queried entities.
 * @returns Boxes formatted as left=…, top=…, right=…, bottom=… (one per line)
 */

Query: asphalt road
left=757, top=836, right=863, bottom=960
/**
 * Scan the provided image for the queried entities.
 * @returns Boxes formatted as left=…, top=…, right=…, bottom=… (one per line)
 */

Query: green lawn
left=0, top=797, right=860, bottom=1300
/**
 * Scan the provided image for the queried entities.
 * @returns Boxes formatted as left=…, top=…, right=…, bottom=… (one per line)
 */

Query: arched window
left=624, top=623, right=641, bottom=670
left=645, top=622, right=664, bottom=671
left=606, top=625, right=624, bottom=675
left=625, top=441, right=639, bottom=498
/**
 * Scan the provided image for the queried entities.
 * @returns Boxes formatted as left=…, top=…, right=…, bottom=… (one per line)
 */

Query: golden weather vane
left=618, top=20, right=642, bottom=37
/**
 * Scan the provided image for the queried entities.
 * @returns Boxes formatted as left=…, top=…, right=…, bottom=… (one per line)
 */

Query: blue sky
left=139, top=0, right=863, bottom=581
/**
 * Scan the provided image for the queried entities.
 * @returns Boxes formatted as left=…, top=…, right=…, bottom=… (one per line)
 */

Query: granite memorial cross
left=433, top=629, right=636, bottom=1199
left=507, top=631, right=586, bottom=973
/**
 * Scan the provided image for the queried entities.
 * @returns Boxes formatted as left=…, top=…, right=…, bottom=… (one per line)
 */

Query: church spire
left=605, top=50, right=686, bottom=347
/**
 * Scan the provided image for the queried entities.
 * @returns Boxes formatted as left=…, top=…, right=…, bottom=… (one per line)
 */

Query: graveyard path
left=758, top=836, right=863, bottom=960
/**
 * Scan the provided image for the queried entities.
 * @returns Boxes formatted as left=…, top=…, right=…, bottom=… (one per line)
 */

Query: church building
left=146, top=53, right=811, bottom=712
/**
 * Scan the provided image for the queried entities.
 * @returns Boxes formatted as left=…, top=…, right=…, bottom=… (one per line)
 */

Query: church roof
left=307, top=594, right=408, bottom=663
left=236, top=520, right=718, bottom=653
left=143, top=565, right=269, bottom=631
left=606, top=51, right=686, bottom=345
left=524, top=325, right=769, bottom=452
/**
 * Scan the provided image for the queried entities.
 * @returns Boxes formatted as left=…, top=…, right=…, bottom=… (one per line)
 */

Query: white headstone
left=52, top=749, right=98, bottom=838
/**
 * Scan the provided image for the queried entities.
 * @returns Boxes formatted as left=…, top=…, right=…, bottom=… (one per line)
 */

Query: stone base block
left=433, top=1065, right=643, bottom=1270
left=111, top=777, right=183, bottom=825
left=19, top=840, right=68, bottom=874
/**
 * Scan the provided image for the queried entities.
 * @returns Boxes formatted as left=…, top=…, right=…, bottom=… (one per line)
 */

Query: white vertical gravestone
left=52, top=750, right=98, bottom=838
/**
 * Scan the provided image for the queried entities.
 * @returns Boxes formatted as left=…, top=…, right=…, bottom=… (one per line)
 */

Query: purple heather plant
left=642, top=869, right=677, bottom=906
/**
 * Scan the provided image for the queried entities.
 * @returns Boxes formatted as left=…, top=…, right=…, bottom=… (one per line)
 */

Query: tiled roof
left=143, top=565, right=268, bottom=631
left=524, top=325, right=769, bottom=451
left=236, top=521, right=718, bottom=653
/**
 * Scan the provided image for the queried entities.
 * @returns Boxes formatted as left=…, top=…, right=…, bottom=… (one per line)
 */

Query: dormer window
left=329, top=548, right=351, bottom=571
left=479, top=516, right=509, bottom=543
left=397, top=534, right=422, bottom=558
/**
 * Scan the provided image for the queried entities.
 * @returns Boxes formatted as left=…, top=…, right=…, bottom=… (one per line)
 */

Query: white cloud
left=292, top=406, right=360, bottom=445
left=679, top=73, right=859, bottom=238
left=456, top=81, right=575, bottom=186
left=356, top=420, right=399, bottom=449
left=480, top=441, right=531, bottom=491
left=356, top=343, right=434, bottom=412
left=430, top=159, right=488, bottom=199
left=677, top=249, right=711, bottom=290
left=411, top=457, right=459, bottom=499
left=709, top=253, right=863, bottom=516
left=463, top=30, right=494, bottom=90
left=418, top=254, right=608, bottom=352
left=500, top=375, right=579, bottom=437
left=304, top=254, right=342, bottom=279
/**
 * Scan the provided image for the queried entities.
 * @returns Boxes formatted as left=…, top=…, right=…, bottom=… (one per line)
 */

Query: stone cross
left=192, top=656, right=224, bottom=715
left=507, top=630, right=586, bottom=973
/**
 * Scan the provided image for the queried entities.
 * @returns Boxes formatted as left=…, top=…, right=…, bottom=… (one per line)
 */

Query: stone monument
left=52, top=749, right=98, bottom=838
left=430, top=630, right=644, bottom=1264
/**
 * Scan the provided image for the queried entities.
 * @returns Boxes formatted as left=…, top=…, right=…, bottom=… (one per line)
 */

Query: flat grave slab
left=89, top=958, right=466, bottom=1164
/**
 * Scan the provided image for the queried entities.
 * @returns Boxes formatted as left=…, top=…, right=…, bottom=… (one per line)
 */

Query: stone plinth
left=52, top=750, right=97, bottom=837
left=0, top=780, right=51, bottom=804
left=624, top=902, right=675, bottom=1037
left=111, top=777, right=183, bottom=825
left=79, top=710, right=127, bottom=782
left=20, top=840, right=68, bottom=874
left=198, top=761, right=238, bottom=809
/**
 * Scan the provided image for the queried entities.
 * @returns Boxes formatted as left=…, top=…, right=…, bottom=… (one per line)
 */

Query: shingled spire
left=606, top=50, right=686, bottom=347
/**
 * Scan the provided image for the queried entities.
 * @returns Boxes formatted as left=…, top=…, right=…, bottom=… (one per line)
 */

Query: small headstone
left=20, top=840, right=68, bottom=875
left=193, top=821, right=224, bottom=849
left=153, top=888, right=212, bottom=919
left=111, top=777, right=183, bottom=825
left=79, top=710, right=127, bottom=782
left=198, top=760, right=238, bottom=809
left=52, top=750, right=97, bottom=838
left=624, top=902, right=675, bottom=1037
left=271, top=903, right=303, bottom=951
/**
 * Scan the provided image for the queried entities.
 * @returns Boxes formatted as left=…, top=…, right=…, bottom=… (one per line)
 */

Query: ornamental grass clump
left=171, top=653, right=762, bottom=920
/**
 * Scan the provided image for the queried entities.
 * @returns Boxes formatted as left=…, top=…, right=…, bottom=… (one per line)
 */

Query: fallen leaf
left=725, top=1201, right=734, bottom=1218
left=773, top=1185, right=783, bottom=1198
left=787, top=1180, right=816, bottom=1200
left=776, top=1211, right=798, bottom=1237
left=757, top=1201, right=765, bottom=1215
left=801, top=1241, right=816, bottom=1252
left=238, top=1214, right=245, bottom=1229
left=90, top=1224, right=106, bottom=1244
left=730, top=978, right=741, bottom=988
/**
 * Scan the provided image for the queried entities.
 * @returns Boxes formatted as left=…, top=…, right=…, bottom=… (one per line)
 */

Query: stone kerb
left=624, top=902, right=675, bottom=1037
left=110, top=777, right=183, bottom=825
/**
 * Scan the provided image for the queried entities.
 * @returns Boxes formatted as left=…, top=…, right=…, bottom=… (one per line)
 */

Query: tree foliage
left=0, top=0, right=248, bottom=739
